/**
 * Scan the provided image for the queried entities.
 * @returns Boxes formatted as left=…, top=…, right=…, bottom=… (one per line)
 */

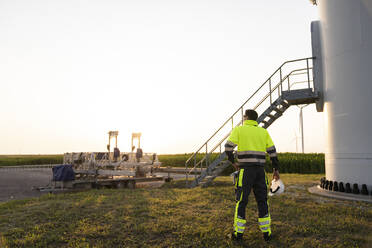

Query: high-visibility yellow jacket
left=225, top=120, right=279, bottom=169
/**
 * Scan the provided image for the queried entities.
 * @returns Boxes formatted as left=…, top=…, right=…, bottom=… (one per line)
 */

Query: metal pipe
left=269, top=78, right=272, bottom=104
left=186, top=169, right=188, bottom=185
left=300, top=107, right=304, bottom=153
left=280, top=68, right=283, bottom=95
left=307, top=58, right=311, bottom=89
left=296, top=104, right=309, bottom=153
left=206, top=144, right=208, bottom=168
left=194, top=154, right=196, bottom=170
left=241, top=108, right=244, bottom=125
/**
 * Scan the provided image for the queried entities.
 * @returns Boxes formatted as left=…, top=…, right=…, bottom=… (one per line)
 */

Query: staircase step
left=264, top=113, right=282, bottom=128
left=272, top=98, right=282, bottom=106
left=257, top=98, right=290, bottom=129
left=201, top=161, right=231, bottom=188
left=273, top=111, right=283, bottom=118
left=281, top=101, right=290, bottom=108
left=190, top=153, right=227, bottom=188
left=267, top=118, right=276, bottom=126
left=273, top=107, right=284, bottom=113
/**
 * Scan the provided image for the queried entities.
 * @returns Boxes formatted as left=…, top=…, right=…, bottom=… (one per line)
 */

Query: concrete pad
left=308, top=185, right=372, bottom=203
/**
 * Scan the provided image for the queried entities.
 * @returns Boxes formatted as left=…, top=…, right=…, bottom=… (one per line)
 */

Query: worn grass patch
left=0, top=174, right=371, bottom=247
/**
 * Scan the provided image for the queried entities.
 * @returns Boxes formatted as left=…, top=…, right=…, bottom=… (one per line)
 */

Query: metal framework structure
left=107, top=131, right=119, bottom=151
left=131, top=132, right=141, bottom=151
left=185, top=57, right=320, bottom=187
left=61, top=131, right=161, bottom=188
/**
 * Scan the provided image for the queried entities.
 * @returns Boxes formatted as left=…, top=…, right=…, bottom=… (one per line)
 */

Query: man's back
left=231, top=122, right=271, bottom=152
left=226, top=119, right=276, bottom=168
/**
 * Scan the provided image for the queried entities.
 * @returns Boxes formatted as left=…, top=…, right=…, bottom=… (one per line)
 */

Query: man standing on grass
left=225, top=109, right=280, bottom=243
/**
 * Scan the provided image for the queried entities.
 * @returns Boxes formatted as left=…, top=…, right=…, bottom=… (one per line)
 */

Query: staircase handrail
left=185, top=57, right=314, bottom=172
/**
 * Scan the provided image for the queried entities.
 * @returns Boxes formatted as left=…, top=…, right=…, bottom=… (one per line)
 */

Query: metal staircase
left=186, top=57, right=319, bottom=188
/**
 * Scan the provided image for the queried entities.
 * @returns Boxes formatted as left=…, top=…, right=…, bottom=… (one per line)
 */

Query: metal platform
left=282, top=88, right=318, bottom=105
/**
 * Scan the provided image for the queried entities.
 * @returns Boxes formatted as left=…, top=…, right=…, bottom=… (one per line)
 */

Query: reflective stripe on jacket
left=225, top=120, right=278, bottom=168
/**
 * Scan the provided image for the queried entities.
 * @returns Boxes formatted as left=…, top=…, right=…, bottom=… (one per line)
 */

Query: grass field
left=0, top=174, right=371, bottom=248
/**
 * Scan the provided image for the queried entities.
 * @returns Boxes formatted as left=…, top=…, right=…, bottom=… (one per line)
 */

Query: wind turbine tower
left=311, top=0, right=372, bottom=195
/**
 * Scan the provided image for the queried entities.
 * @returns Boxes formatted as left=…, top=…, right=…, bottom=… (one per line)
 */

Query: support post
left=307, top=58, right=311, bottom=89
left=300, top=108, right=304, bottom=153
left=279, top=68, right=283, bottom=95
left=269, top=78, right=272, bottom=104
left=241, top=108, right=244, bottom=125
left=205, top=144, right=208, bottom=168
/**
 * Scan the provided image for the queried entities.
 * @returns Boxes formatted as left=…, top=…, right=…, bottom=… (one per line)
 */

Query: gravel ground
left=0, top=168, right=52, bottom=202
left=0, top=168, right=187, bottom=203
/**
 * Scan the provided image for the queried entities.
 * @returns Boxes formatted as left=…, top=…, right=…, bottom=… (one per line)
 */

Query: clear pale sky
left=0, top=0, right=324, bottom=155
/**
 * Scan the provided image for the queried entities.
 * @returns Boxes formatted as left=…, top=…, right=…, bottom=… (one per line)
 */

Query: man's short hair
left=244, top=109, right=258, bottom=121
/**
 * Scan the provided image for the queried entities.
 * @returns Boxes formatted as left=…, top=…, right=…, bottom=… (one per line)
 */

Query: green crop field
left=0, top=174, right=371, bottom=248
left=0, top=153, right=324, bottom=174
left=158, top=153, right=325, bottom=174
left=0, top=155, right=63, bottom=167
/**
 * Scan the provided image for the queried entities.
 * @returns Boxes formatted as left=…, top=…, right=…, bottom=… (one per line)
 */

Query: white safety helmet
left=268, top=179, right=285, bottom=196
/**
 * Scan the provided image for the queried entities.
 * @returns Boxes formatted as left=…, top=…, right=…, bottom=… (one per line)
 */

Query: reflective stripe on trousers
left=258, top=214, right=271, bottom=235
left=259, top=173, right=271, bottom=235
left=234, top=169, right=246, bottom=235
